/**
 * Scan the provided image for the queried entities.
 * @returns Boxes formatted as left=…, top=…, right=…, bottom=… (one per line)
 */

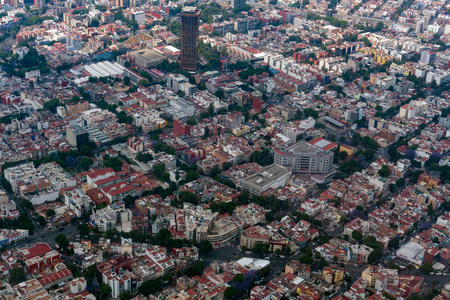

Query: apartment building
left=274, top=138, right=336, bottom=176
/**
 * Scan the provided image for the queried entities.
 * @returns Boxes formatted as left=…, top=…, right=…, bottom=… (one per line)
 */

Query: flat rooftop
left=130, top=49, right=165, bottom=64
left=243, top=164, right=290, bottom=187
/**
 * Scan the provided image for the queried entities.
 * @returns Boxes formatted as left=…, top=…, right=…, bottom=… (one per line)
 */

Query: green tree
left=104, top=157, right=123, bottom=171
left=198, top=240, right=213, bottom=254
left=103, top=251, right=111, bottom=260
left=368, top=248, right=382, bottom=264
left=232, top=273, right=244, bottom=282
left=46, top=209, right=55, bottom=217
left=9, top=267, right=27, bottom=284
left=78, top=223, right=91, bottom=236
left=119, top=290, right=130, bottom=300
left=388, top=237, right=399, bottom=249
left=224, top=286, right=238, bottom=299
left=378, top=165, right=390, bottom=177
left=80, top=157, right=94, bottom=170
left=123, top=76, right=131, bottom=85
left=43, top=98, right=60, bottom=113
left=20, top=199, right=33, bottom=210
left=83, top=264, right=97, bottom=280
left=136, top=152, right=153, bottom=163
left=420, top=262, right=433, bottom=274
left=389, top=183, right=396, bottom=192
left=352, top=230, right=363, bottom=241
left=37, top=215, right=46, bottom=227
left=55, top=234, right=70, bottom=250
left=80, top=145, right=93, bottom=156
left=98, top=283, right=112, bottom=298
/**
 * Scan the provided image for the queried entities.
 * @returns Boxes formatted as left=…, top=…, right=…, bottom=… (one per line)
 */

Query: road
left=0, top=181, right=80, bottom=250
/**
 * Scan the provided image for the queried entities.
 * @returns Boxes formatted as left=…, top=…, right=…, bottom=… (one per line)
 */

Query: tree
left=80, top=145, right=93, bottom=156
left=98, top=283, right=112, bottom=298
left=388, top=237, right=399, bottom=249
left=83, top=264, right=97, bottom=280
left=198, top=240, right=213, bottom=254
left=103, top=157, right=123, bottom=172
left=119, top=290, right=130, bottom=300
left=46, top=209, right=55, bottom=217
left=378, top=165, right=390, bottom=177
left=275, top=249, right=282, bottom=256
left=215, top=89, right=225, bottom=99
left=136, top=152, right=153, bottom=164
left=78, top=223, right=91, bottom=236
left=396, top=178, right=405, bottom=187
left=21, top=199, right=33, bottom=210
left=208, top=103, right=215, bottom=116
left=9, top=267, right=27, bottom=284
left=124, top=61, right=131, bottom=68
left=338, top=151, right=348, bottom=160
left=203, top=126, right=210, bottom=139
left=55, top=234, right=70, bottom=250
left=285, top=245, right=291, bottom=255
left=123, top=76, right=131, bottom=85
left=352, top=230, right=363, bottom=241
left=389, top=183, right=396, bottom=192
left=37, top=215, right=46, bottom=227
left=420, top=262, right=433, bottom=274
left=80, top=157, right=94, bottom=170
left=184, top=261, right=205, bottom=277
left=367, top=248, right=382, bottom=264
left=224, top=286, right=238, bottom=299
left=43, top=98, right=60, bottom=113
left=103, top=251, right=111, bottom=260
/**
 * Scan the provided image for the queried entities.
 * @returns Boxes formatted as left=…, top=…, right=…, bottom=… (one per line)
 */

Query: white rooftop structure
left=396, top=241, right=425, bottom=266
left=236, top=257, right=270, bottom=269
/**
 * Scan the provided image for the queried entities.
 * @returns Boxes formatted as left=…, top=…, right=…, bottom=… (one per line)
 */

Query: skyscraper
left=180, top=6, right=201, bottom=71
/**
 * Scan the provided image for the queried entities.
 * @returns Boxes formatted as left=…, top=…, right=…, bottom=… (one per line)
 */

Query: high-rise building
left=66, top=125, right=89, bottom=151
left=34, top=0, right=44, bottom=8
left=180, top=6, right=201, bottom=71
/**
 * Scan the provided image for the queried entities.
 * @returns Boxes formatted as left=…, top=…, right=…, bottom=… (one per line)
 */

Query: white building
left=241, top=164, right=292, bottom=196
left=399, top=104, right=416, bottom=119
left=64, top=189, right=94, bottom=218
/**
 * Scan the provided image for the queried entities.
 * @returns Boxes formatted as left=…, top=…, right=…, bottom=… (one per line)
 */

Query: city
left=0, top=0, right=449, bottom=299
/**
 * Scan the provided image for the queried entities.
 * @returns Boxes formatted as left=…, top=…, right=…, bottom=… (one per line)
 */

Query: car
left=59, top=228, right=64, bottom=232
left=265, top=257, right=270, bottom=260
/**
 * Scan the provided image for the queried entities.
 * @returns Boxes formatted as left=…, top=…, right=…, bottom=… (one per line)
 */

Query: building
left=66, top=100, right=89, bottom=116
left=129, top=49, right=166, bottom=68
left=274, top=138, right=336, bottom=176
left=241, top=164, right=292, bottom=196
left=66, top=125, right=89, bottom=151
left=4, top=162, right=50, bottom=196
left=322, top=265, right=344, bottom=284
left=14, top=279, right=51, bottom=300
left=180, top=7, right=201, bottom=71
left=173, top=119, right=191, bottom=136
left=420, top=50, right=436, bottom=65
left=34, top=0, right=44, bottom=8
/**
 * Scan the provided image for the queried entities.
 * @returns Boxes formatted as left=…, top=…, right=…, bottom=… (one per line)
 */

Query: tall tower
left=180, top=6, right=201, bottom=71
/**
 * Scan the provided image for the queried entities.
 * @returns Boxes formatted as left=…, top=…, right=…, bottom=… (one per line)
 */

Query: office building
left=66, top=125, right=89, bottom=151
left=180, top=7, right=201, bottom=71
left=274, top=138, right=336, bottom=175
